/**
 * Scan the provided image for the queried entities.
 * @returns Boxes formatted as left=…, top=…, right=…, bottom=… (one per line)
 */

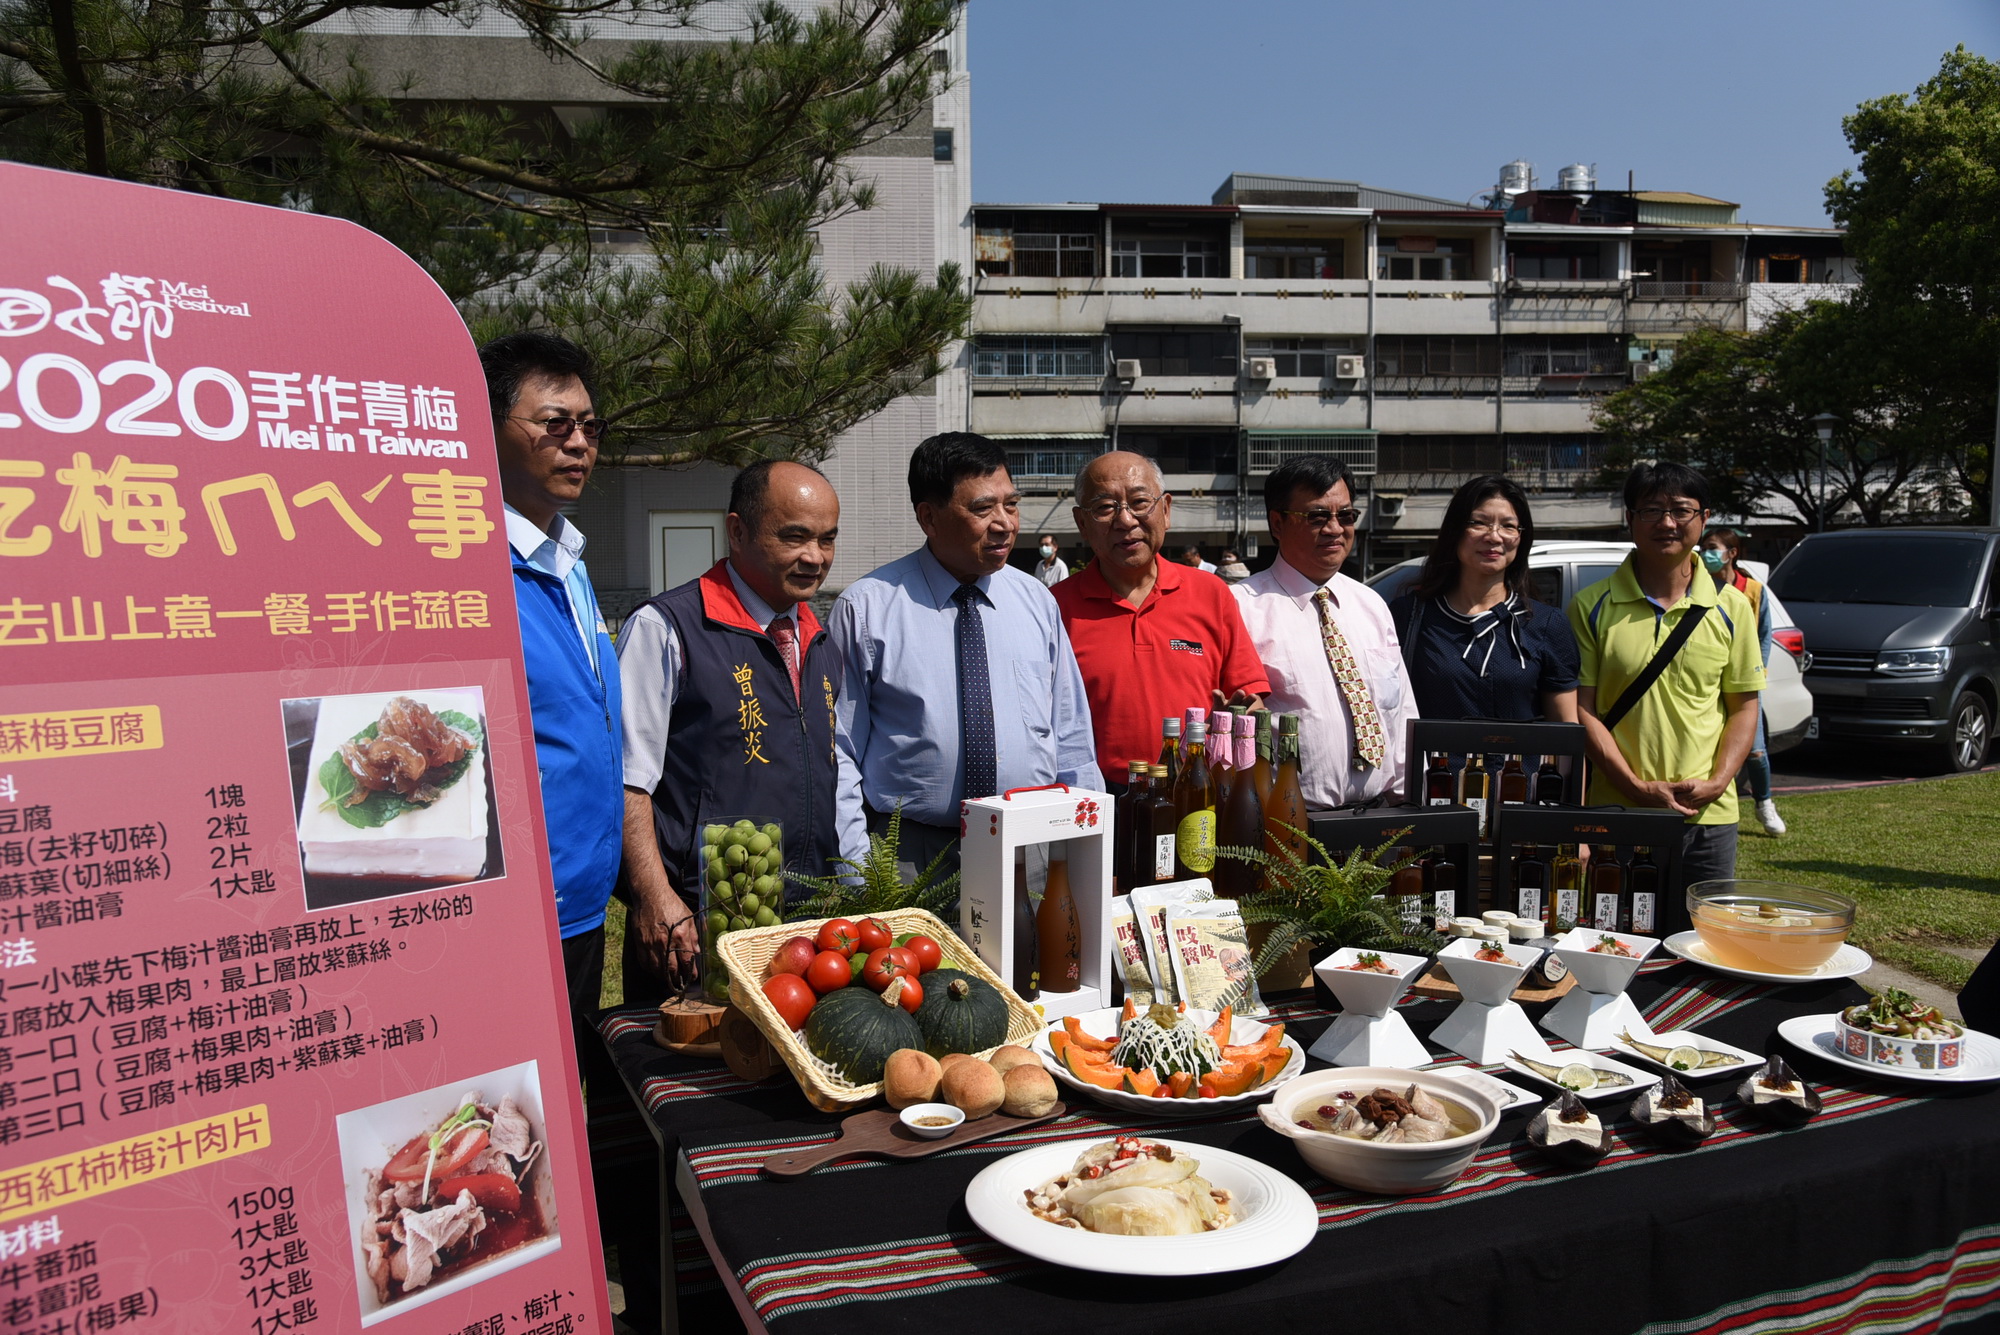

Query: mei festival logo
left=0, top=272, right=250, bottom=365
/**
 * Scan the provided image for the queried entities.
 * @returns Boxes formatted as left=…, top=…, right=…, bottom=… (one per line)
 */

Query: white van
left=1365, top=541, right=1815, bottom=753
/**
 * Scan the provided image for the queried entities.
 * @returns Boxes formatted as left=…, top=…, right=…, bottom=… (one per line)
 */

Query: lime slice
left=1666, top=1046, right=1702, bottom=1071
left=1557, top=1063, right=1599, bottom=1091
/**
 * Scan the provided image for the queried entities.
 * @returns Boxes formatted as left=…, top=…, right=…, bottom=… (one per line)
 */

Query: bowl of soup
left=1258, top=1067, right=1501, bottom=1195
left=1687, top=880, right=1855, bottom=976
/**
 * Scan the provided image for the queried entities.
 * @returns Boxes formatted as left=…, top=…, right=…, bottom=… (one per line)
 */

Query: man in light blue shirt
left=829, top=433, right=1102, bottom=871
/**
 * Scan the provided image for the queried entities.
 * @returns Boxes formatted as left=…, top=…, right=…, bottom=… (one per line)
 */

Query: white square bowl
left=1551, top=927, right=1659, bottom=995
left=1312, top=947, right=1432, bottom=1018
left=1434, top=938, right=1536, bottom=1007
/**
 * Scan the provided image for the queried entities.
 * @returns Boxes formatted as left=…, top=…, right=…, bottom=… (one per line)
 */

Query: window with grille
left=1374, top=435, right=1502, bottom=473
left=1246, top=337, right=1358, bottom=378
left=1504, top=336, right=1623, bottom=377
left=1245, top=242, right=1344, bottom=279
left=1377, top=237, right=1472, bottom=281
left=1003, top=439, right=1107, bottom=482
left=1111, top=238, right=1225, bottom=279
left=1373, top=336, right=1499, bottom=377
left=1109, top=327, right=1239, bottom=377
left=972, top=336, right=1105, bottom=378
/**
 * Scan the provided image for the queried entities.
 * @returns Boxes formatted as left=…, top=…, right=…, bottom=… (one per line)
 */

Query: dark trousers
left=1662, top=821, right=1739, bottom=936
left=864, top=804, right=962, bottom=877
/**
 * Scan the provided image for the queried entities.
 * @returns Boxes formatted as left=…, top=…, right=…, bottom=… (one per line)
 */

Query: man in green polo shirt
left=1569, top=463, right=1765, bottom=922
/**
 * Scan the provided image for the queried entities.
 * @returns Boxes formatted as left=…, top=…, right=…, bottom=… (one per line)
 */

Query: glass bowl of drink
left=1687, top=880, right=1856, bottom=975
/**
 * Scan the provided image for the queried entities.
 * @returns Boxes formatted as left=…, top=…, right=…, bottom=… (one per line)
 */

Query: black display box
left=1305, top=803, right=1482, bottom=925
left=1403, top=718, right=1591, bottom=808
left=1489, top=805, right=1693, bottom=936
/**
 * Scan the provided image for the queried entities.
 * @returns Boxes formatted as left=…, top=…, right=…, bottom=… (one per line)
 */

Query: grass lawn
left=1737, top=771, right=2000, bottom=992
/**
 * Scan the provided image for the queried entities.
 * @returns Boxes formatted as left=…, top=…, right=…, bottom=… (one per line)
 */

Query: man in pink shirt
left=1232, top=456, right=1417, bottom=807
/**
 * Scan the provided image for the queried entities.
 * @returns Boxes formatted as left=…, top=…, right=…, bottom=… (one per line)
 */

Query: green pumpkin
left=914, top=969, right=1009, bottom=1057
left=804, top=984, right=923, bottom=1084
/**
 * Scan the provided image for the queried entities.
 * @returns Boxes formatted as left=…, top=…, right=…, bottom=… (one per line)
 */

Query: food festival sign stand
left=0, top=162, right=610, bottom=1333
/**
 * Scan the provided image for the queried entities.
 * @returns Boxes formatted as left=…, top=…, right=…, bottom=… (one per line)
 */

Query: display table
left=599, top=962, right=2000, bottom=1335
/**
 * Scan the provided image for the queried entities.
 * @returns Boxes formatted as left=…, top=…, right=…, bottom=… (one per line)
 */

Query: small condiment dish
left=898, top=1103, right=965, bottom=1139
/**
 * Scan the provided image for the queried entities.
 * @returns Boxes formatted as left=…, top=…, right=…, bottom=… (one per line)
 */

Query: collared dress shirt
left=504, top=506, right=604, bottom=673
left=828, top=545, right=1103, bottom=863
left=616, top=562, right=798, bottom=793
left=1232, top=555, right=1418, bottom=808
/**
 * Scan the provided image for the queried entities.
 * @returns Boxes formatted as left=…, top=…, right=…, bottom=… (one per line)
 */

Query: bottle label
left=1552, top=888, right=1580, bottom=925
left=1427, top=797, right=1451, bottom=807
left=1153, top=834, right=1176, bottom=879
left=1397, top=897, right=1422, bottom=928
left=1465, top=797, right=1486, bottom=818
left=1630, top=892, right=1656, bottom=933
left=1175, top=810, right=1216, bottom=872
left=1516, top=888, right=1543, bottom=921
left=1592, top=894, right=1619, bottom=930
left=1431, top=888, right=1456, bottom=922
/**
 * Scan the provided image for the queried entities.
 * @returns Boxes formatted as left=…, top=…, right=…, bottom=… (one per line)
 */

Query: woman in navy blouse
left=1389, top=475, right=1580, bottom=723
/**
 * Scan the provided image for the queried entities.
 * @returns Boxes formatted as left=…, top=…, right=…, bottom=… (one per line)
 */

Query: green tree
left=0, top=0, right=970, bottom=464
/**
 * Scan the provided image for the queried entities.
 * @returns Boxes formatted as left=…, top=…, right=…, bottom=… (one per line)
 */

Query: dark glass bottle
left=1499, top=755, right=1529, bottom=807
left=1627, top=845, right=1662, bottom=935
left=1210, top=711, right=1235, bottom=811
left=1012, top=854, right=1039, bottom=1000
left=1252, top=711, right=1275, bottom=807
left=1145, top=765, right=1179, bottom=885
left=1037, top=855, right=1081, bottom=993
left=1262, top=715, right=1308, bottom=871
left=1424, top=850, right=1461, bottom=925
left=1388, top=846, right=1426, bottom=930
left=1117, top=762, right=1152, bottom=895
left=1172, top=719, right=1216, bottom=880
left=1156, top=717, right=1181, bottom=790
left=1533, top=755, right=1566, bottom=806
left=1216, top=718, right=1265, bottom=901
left=1550, top=843, right=1584, bottom=928
left=1459, top=753, right=1491, bottom=835
left=1588, top=845, right=1627, bottom=932
left=1424, top=752, right=1454, bottom=806
left=1514, top=843, right=1549, bottom=923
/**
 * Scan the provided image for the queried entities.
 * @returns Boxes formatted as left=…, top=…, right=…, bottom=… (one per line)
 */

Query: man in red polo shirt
left=1053, top=451, right=1269, bottom=781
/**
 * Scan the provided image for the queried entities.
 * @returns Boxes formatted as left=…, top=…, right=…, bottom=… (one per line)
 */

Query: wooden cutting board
left=1410, top=961, right=1576, bottom=1004
left=762, top=1102, right=1067, bottom=1178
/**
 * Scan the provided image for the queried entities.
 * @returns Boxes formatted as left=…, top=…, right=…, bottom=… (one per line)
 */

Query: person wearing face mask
left=1034, top=533, right=1069, bottom=587
left=828, top=433, right=1102, bottom=873
left=1388, top=475, right=1579, bottom=725
left=1700, top=527, right=1783, bottom=834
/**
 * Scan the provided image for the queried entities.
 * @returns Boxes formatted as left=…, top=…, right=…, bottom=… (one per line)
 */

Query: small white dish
left=1777, top=1015, right=2000, bottom=1085
left=1499, top=1046, right=1660, bottom=1104
left=1662, top=931, right=1872, bottom=984
left=1431, top=1065, right=1543, bottom=1116
left=964, top=1138, right=1317, bottom=1275
left=1606, top=1027, right=1763, bottom=1079
left=899, top=1103, right=965, bottom=1139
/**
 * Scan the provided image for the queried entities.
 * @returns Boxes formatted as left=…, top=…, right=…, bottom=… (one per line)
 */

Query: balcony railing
left=1630, top=281, right=1747, bottom=300
left=1506, top=441, right=1610, bottom=488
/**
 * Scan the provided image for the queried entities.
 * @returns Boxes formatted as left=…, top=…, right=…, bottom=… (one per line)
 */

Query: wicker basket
left=718, top=908, right=1044, bottom=1112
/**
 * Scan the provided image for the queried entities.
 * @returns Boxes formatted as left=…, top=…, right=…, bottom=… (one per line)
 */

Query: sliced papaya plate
left=1205, top=1005, right=1234, bottom=1048
left=1061, top=1045, right=1127, bottom=1090
left=1120, top=1066, right=1160, bottom=1097
left=1062, top=1014, right=1117, bottom=1052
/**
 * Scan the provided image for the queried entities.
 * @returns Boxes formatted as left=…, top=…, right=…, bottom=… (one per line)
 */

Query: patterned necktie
left=952, top=584, right=998, bottom=802
left=1313, top=587, right=1386, bottom=769
left=769, top=614, right=800, bottom=700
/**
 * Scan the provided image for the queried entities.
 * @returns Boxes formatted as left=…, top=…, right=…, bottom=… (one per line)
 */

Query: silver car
left=1366, top=541, right=1815, bottom=753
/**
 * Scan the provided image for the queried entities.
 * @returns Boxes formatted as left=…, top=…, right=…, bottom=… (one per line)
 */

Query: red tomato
left=859, top=946, right=914, bottom=993
left=902, top=934, right=943, bottom=974
left=855, top=917, right=893, bottom=954
left=1198, top=1083, right=1219, bottom=1099
left=804, top=950, right=852, bottom=996
left=382, top=1126, right=489, bottom=1183
left=815, top=919, right=860, bottom=958
left=438, top=1172, right=522, bottom=1213
left=769, top=935, right=817, bottom=979
left=763, top=973, right=817, bottom=1028
left=887, top=974, right=924, bottom=1014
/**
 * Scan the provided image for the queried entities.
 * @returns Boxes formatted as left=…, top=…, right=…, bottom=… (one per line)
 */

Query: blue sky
left=969, top=0, right=1998, bottom=226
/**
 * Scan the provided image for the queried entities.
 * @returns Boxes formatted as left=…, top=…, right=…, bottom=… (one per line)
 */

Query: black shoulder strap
left=1602, top=603, right=1709, bottom=730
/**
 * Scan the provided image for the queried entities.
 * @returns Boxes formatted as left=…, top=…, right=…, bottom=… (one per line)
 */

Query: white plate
left=1430, top=1065, right=1543, bottom=1116
left=1606, top=1028, right=1763, bottom=1079
left=1662, top=931, right=1873, bottom=984
left=1033, top=1008, right=1305, bottom=1117
left=1498, top=1048, right=1660, bottom=1104
left=963, top=1138, right=1317, bottom=1275
left=1777, top=1015, right=2000, bottom=1086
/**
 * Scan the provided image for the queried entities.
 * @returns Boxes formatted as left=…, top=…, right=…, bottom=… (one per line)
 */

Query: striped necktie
left=1313, top=587, right=1386, bottom=769
left=953, top=583, right=998, bottom=802
left=769, top=615, right=800, bottom=700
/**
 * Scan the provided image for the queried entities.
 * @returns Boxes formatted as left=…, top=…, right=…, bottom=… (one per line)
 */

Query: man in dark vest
left=616, top=459, right=843, bottom=1002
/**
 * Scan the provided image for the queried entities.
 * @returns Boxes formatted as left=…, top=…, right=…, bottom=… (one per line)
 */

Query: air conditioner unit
left=1247, top=357, right=1276, bottom=381
left=1631, top=361, right=1656, bottom=381
left=1334, top=354, right=1366, bottom=380
left=1114, top=359, right=1142, bottom=383
left=1375, top=493, right=1406, bottom=520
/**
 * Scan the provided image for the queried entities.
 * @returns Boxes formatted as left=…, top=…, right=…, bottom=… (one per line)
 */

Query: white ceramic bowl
left=899, top=1103, right=966, bottom=1139
left=1033, top=1008, right=1305, bottom=1117
left=1258, top=1066, right=1502, bottom=1195
left=1551, top=927, right=1659, bottom=994
left=1312, top=947, right=1430, bottom=1018
left=1834, top=1014, right=1967, bottom=1072
left=1433, top=937, right=1536, bottom=1006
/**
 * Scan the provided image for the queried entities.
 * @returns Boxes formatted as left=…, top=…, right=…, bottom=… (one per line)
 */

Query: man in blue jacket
left=484, top=331, right=624, bottom=1036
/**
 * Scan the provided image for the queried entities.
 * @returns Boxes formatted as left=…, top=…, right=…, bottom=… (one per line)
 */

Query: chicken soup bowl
left=1258, top=1066, right=1502, bottom=1195
left=1688, top=880, right=1855, bottom=976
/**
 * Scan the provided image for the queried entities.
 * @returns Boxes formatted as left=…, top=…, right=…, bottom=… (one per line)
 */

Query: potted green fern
left=1216, top=824, right=1445, bottom=990
left=787, top=805, right=961, bottom=920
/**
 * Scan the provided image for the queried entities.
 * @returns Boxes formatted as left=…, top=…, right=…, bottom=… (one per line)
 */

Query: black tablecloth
left=600, top=963, right=2000, bottom=1335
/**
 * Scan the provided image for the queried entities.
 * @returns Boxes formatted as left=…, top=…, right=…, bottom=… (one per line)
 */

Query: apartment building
left=311, top=0, right=972, bottom=617
left=965, top=166, right=1853, bottom=574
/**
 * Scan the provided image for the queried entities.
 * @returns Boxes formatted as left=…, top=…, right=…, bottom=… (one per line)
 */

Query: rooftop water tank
left=1498, top=160, right=1534, bottom=197
left=1557, top=163, right=1596, bottom=194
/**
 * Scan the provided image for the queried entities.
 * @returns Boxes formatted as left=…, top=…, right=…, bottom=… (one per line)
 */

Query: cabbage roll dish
left=1022, top=1136, right=1232, bottom=1235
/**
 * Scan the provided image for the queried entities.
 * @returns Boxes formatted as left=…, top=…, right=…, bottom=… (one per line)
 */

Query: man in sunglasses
left=1232, top=455, right=1418, bottom=807
left=1570, top=462, right=1765, bottom=926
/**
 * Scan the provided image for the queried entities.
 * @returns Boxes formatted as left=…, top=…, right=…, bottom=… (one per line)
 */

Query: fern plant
left=1215, top=824, right=1445, bottom=977
left=787, top=805, right=961, bottom=920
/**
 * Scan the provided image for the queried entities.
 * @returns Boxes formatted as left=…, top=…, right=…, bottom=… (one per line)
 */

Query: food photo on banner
left=0, top=159, right=611, bottom=1335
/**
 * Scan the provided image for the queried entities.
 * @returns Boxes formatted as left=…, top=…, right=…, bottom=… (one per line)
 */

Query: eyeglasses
left=1081, top=494, right=1162, bottom=523
left=1275, top=507, right=1361, bottom=530
left=1466, top=519, right=1523, bottom=537
left=1632, top=504, right=1704, bottom=525
left=511, top=414, right=610, bottom=442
